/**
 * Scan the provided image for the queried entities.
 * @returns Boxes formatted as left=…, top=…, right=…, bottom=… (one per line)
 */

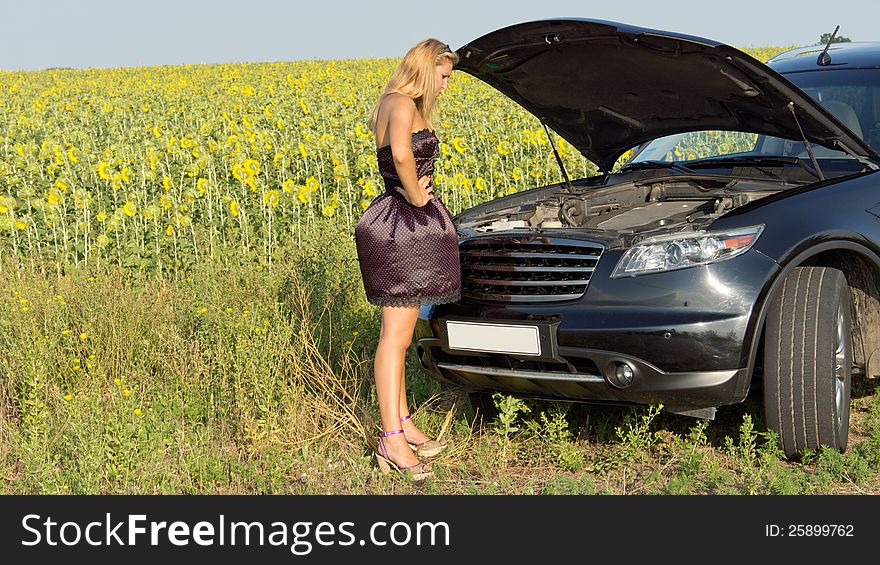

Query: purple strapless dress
left=354, top=129, right=461, bottom=307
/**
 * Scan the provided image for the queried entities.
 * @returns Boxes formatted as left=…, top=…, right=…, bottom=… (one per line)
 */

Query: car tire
left=763, top=266, right=852, bottom=458
left=468, top=391, right=499, bottom=425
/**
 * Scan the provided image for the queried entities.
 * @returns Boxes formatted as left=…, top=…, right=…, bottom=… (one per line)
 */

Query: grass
left=2, top=223, right=879, bottom=495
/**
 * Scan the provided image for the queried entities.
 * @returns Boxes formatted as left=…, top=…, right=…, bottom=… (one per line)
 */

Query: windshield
left=626, top=68, right=880, bottom=166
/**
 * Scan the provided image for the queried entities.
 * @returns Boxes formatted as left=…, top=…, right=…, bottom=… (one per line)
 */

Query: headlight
left=611, top=225, right=764, bottom=277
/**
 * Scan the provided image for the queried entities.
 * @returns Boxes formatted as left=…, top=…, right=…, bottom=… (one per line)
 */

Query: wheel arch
left=744, top=240, right=880, bottom=392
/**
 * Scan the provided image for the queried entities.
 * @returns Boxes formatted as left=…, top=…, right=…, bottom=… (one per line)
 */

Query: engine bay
left=457, top=174, right=799, bottom=238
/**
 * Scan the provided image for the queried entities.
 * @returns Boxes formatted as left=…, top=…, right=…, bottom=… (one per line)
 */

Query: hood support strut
left=788, top=102, right=825, bottom=181
left=541, top=121, right=575, bottom=189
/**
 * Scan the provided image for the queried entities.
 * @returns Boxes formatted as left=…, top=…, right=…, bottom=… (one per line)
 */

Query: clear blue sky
left=0, top=0, right=875, bottom=71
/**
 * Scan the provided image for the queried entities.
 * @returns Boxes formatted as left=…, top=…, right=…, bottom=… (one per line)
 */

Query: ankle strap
left=379, top=428, right=404, bottom=438
left=400, top=415, right=412, bottom=422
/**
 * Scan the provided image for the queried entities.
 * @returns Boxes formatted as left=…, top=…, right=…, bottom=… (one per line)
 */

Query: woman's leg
left=374, top=305, right=426, bottom=468
left=399, top=364, right=434, bottom=446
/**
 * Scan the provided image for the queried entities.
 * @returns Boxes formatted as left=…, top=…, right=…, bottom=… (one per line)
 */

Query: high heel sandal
left=400, top=415, right=448, bottom=458
left=375, top=429, right=432, bottom=480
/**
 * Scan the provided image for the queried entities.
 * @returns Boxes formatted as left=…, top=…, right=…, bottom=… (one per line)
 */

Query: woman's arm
left=385, top=95, right=433, bottom=207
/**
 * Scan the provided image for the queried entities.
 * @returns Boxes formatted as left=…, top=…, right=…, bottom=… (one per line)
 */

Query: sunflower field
left=0, top=47, right=794, bottom=277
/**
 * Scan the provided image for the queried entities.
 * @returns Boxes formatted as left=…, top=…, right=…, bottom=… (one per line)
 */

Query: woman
left=355, top=39, right=461, bottom=480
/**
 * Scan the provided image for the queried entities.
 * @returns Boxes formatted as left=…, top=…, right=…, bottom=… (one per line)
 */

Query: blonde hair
left=368, top=38, right=459, bottom=134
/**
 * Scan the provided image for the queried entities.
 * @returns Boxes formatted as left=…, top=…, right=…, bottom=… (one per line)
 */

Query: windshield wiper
left=684, top=155, right=823, bottom=181
left=618, top=160, right=697, bottom=174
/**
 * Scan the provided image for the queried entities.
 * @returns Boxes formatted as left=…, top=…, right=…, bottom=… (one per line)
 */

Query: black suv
left=413, top=19, right=880, bottom=457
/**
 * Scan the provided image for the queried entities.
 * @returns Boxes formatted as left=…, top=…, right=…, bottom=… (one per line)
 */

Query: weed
left=612, top=404, right=663, bottom=463
left=814, top=446, right=872, bottom=486
left=492, top=393, right=530, bottom=462
left=671, top=419, right=710, bottom=480
left=523, top=406, right=584, bottom=471
left=723, top=413, right=757, bottom=468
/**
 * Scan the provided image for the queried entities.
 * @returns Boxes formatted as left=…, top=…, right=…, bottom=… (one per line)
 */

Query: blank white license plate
left=446, top=321, right=541, bottom=356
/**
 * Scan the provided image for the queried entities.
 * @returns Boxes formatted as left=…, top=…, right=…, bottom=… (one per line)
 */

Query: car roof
left=767, top=42, right=880, bottom=73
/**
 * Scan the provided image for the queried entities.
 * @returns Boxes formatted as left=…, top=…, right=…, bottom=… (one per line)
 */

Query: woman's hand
left=395, top=175, right=434, bottom=207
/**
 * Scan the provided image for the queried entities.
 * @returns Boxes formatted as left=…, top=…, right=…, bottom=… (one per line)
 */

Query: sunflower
left=512, top=167, right=524, bottom=181
left=243, top=159, right=260, bottom=176
left=232, top=164, right=246, bottom=182
left=263, top=189, right=280, bottom=208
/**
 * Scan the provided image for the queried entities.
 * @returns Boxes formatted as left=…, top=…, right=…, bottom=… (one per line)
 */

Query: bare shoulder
left=377, top=93, right=417, bottom=148
left=383, top=92, right=416, bottom=113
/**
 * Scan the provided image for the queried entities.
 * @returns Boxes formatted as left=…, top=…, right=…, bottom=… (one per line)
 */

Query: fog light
left=607, top=362, right=635, bottom=388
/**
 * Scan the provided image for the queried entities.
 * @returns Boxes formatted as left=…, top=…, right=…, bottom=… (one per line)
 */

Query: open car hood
left=454, top=18, right=880, bottom=172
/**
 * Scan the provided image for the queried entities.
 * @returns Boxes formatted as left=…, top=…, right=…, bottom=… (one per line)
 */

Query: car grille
left=459, top=236, right=604, bottom=302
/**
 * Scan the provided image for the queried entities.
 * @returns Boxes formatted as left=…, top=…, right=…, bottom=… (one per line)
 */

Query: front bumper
left=416, top=335, right=748, bottom=414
